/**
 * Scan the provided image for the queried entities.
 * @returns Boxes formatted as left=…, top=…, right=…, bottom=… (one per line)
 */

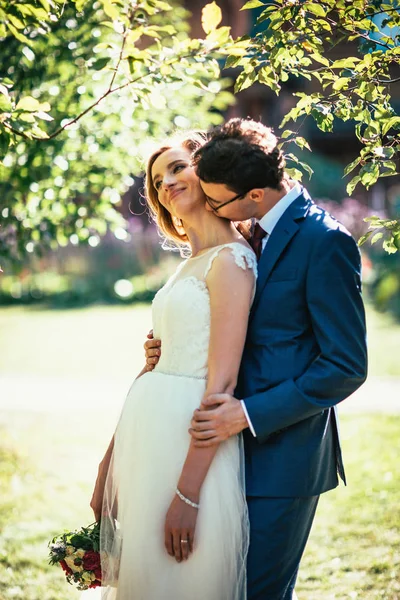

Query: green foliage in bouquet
left=48, top=521, right=102, bottom=590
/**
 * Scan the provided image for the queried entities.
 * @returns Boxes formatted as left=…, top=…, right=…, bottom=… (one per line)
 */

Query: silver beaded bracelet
left=175, top=488, right=200, bottom=509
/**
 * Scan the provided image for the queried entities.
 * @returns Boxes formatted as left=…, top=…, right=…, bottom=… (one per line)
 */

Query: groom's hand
left=189, top=394, right=248, bottom=447
left=144, top=329, right=161, bottom=370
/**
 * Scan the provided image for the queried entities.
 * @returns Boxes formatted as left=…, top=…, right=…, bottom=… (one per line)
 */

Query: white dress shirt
left=240, top=183, right=303, bottom=437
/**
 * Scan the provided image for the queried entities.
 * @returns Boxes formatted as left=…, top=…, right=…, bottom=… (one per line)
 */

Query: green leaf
left=359, top=162, right=379, bottom=188
left=306, top=3, right=326, bottom=18
left=16, top=3, right=48, bottom=19
left=285, top=167, right=303, bottom=181
left=344, top=156, right=361, bottom=176
left=382, top=117, right=400, bottom=136
left=225, top=54, right=242, bottom=68
left=0, top=92, right=12, bottom=112
left=310, top=53, right=329, bottom=67
left=0, top=130, right=11, bottom=160
left=7, top=14, right=25, bottom=29
left=281, top=129, right=295, bottom=139
left=38, top=0, right=51, bottom=11
left=332, top=58, right=358, bottom=69
left=126, top=27, right=144, bottom=44
left=258, top=67, right=280, bottom=92
left=358, top=231, right=372, bottom=246
left=311, top=109, right=334, bottom=132
left=293, top=136, right=311, bottom=151
left=6, top=22, right=31, bottom=45
left=256, top=5, right=276, bottom=24
left=18, top=112, right=36, bottom=123
left=370, top=232, right=383, bottom=245
left=15, top=96, right=41, bottom=112
left=285, top=153, right=299, bottom=164
left=373, top=147, right=395, bottom=159
left=101, top=0, right=119, bottom=21
left=332, top=77, right=350, bottom=91
left=150, top=0, right=172, bottom=11
left=346, top=175, right=361, bottom=195
left=383, top=239, right=397, bottom=254
left=241, top=0, right=264, bottom=9
left=75, top=0, right=86, bottom=11
left=299, top=161, right=313, bottom=178
left=207, top=25, right=231, bottom=45
left=364, top=216, right=384, bottom=224
left=234, top=69, right=256, bottom=93
left=92, top=57, right=111, bottom=71
left=31, top=124, right=49, bottom=139
left=202, top=2, right=222, bottom=35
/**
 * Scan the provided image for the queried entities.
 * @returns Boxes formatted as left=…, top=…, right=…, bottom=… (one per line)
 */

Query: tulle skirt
left=99, top=370, right=249, bottom=600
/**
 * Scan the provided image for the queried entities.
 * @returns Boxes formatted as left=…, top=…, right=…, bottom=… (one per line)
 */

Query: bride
left=90, top=131, right=257, bottom=600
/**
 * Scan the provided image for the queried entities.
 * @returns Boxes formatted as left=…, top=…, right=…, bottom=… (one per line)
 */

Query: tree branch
left=4, top=50, right=203, bottom=142
left=108, top=30, right=128, bottom=92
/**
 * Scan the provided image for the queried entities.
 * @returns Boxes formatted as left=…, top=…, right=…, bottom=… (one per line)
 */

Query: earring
left=174, top=217, right=183, bottom=228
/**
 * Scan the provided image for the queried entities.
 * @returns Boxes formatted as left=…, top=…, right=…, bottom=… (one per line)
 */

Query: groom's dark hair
left=192, top=118, right=286, bottom=194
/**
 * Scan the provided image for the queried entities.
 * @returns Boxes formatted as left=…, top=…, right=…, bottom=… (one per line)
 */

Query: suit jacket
left=237, top=189, right=368, bottom=497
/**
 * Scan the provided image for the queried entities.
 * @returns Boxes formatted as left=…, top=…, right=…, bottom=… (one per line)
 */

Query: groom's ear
left=249, top=188, right=265, bottom=203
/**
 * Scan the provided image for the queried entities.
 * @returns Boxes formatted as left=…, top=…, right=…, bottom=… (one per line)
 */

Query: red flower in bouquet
left=83, top=550, right=101, bottom=571
left=60, top=559, right=73, bottom=576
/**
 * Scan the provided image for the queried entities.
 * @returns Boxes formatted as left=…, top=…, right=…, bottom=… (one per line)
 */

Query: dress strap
left=204, top=242, right=257, bottom=280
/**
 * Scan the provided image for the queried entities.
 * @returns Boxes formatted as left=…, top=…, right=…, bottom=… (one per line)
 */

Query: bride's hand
left=164, top=493, right=198, bottom=562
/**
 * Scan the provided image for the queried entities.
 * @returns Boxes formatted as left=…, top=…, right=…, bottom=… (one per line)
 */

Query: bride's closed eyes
left=154, top=163, right=187, bottom=191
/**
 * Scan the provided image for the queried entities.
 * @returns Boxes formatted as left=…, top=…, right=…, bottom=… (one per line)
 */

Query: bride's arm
left=165, top=248, right=255, bottom=560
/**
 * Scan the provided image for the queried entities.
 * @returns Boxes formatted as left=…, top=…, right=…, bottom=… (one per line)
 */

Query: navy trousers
left=246, top=495, right=320, bottom=600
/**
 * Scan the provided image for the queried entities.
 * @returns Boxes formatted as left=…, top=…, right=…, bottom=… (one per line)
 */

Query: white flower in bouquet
left=65, top=545, right=75, bottom=556
left=75, top=549, right=85, bottom=558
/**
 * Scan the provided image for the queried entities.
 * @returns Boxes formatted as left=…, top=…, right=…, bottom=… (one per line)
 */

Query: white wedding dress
left=99, top=242, right=257, bottom=600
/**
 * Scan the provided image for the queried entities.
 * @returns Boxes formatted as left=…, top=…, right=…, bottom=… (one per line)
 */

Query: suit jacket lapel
left=251, top=192, right=312, bottom=315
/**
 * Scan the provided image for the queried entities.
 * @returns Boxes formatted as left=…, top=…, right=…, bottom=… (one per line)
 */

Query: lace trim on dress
left=204, top=243, right=257, bottom=279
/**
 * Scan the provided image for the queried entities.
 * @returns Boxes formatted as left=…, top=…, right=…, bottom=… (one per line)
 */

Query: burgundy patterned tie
left=250, top=223, right=267, bottom=260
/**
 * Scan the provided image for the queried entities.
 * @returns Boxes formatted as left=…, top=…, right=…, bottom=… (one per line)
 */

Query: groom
left=146, top=118, right=367, bottom=599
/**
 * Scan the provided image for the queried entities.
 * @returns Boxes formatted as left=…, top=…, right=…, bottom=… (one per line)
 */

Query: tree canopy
left=232, top=0, right=400, bottom=252
left=0, top=0, right=234, bottom=267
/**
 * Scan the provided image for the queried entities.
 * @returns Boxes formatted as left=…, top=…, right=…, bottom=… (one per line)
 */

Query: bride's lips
left=169, top=188, right=185, bottom=201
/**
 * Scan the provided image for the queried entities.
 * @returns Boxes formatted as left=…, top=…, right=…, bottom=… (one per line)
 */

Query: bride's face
left=151, top=147, right=207, bottom=220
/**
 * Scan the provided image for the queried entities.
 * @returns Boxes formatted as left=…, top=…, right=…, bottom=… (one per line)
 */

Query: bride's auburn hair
left=145, top=131, right=209, bottom=249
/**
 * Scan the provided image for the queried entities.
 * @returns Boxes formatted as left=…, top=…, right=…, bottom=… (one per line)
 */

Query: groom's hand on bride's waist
left=144, top=329, right=161, bottom=370
left=189, top=394, right=248, bottom=447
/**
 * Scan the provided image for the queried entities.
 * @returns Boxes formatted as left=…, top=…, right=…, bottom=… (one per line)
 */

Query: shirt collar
left=258, top=182, right=303, bottom=236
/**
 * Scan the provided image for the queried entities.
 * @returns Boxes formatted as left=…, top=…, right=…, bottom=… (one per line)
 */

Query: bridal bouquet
left=48, top=521, right=102, bottom=590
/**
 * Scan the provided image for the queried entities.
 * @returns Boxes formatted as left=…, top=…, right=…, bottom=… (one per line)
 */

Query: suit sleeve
left=243, top=228, right=368, bottom=443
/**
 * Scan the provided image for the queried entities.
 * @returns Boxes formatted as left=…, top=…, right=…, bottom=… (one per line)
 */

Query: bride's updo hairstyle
left=145, top=131, right=209, bottom=249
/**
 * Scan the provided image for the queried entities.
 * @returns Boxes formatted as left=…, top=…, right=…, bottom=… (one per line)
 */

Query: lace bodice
left=151, top=242, right=257, bottom=379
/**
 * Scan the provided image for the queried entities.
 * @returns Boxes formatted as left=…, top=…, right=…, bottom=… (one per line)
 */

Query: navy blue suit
left=236, top=189, right=367, bottom=598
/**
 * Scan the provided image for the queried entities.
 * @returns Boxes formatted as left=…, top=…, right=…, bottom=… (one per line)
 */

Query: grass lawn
left=0, top=301, right=399, bottom=378
left=0, top=301, right=399, bottom=599
left=0, top=411, right=398, bottom=600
